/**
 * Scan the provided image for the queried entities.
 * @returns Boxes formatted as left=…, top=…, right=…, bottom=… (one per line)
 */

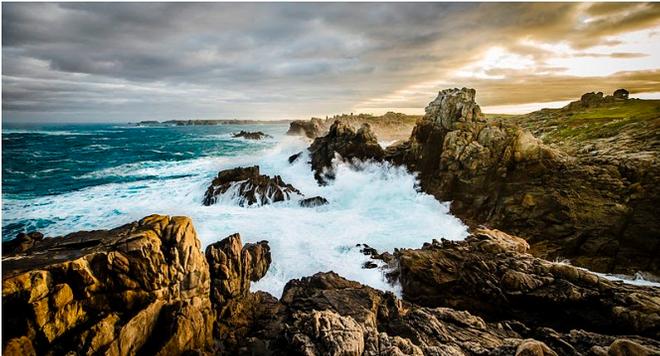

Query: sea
left=2, top=122, right=469, bottom=296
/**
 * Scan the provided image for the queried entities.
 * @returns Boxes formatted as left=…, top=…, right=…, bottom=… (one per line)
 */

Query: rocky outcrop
left=565, top=89, right=630, bottom=110
left=2, top=232, right=44, bottom=255
left=202, top=166, right=302, bottom=206
left=205, top=233, right=276, bottom=353
left=288, top=151, right=303, bottom=164
left=287, top=118, right=326, bottom=139
left=2, top=215, right=214, bottom=355
left=386, top=88, right=660, bottom=276
left=394, top=228, right=660, bottom=339
left=232, top=130, right=272, bottom=140
left=287, top=112, right=420, bottom=141
left=250, top=271, right=659, bottom=355
left=299, top=196, right=329, bottom=207
left=3, top=217, right=659, bottom=355
left=309, top=121, right=384, bottom=184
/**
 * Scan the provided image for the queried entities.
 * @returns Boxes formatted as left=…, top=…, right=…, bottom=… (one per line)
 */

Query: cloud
left=2, top=3, right=660, bottom=122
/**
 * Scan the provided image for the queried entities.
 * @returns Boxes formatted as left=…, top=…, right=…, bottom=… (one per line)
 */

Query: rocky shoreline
left=3, top=216, right=659, bottom=355
left=3, top=88, right=659, bottom=355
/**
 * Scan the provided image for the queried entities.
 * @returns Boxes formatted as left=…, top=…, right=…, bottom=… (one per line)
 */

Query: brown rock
left=386, top=87, right=660, bottom=276
left=2, top=215, right=215, bottom=355
left=395, top=228, right=660, bottom=338
left=516, top=339, right=558, bottom=356
left=232, top=130, right=272, bottom=140
left=308, top=121, right=385, bottom=184
left=202, top=165, right=302, bottom=206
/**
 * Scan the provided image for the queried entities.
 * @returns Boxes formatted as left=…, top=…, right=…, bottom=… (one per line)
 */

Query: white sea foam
left=2, top=134, right=469, bottom=297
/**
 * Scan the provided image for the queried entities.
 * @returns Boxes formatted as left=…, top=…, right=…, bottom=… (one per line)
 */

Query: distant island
left=135, top=119, right=293, bottom=126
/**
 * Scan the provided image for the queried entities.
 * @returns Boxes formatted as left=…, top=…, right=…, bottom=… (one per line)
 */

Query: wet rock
left=2, top=215, right=215, bottom=355
left=232, top=130, right=272, bottom=140
left=288, top=151, right=303, bottom=164
left=299, top=196, right=328, bottom=207
left=2, top=232, right=44, bottom=255
left=202, top=165, right=302, bottom=206
left=309, top=120, right=384, bottom=184
left=394, top=228, right=660, bottom=338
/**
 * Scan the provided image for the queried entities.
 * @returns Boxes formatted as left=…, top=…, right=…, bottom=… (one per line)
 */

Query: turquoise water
left=2, top=123, right=469, bottom=296
left=2, top=123, right=280, bottom=238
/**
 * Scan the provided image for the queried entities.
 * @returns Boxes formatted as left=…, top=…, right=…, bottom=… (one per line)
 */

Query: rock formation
left=202, top=166, right=302, bottom=206
left=309, top=121, right=384, bottom=184
left=288, top=151, right=303, bottom=164
left=205, top=233, right=276, bottom=353
left=565, top=89, right=629, bottom=110
left=299, top=196, right=329, bottom=207
left=287, top=112, right=420, bottom=141
left=386, top=88, right=660, bottom=276
left=3, top=217, right=659, bottom=355
left=2, top=231, right=44, bottom=254
left=2, top=215, right=214, bottom=355
left=287, top=117, right=326, bottom=139
left=232, top=131, right=272, bottom=140
left=394, top=228, right=660, bottom=339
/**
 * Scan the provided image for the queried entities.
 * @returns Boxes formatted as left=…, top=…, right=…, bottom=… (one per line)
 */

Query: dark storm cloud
left=2, top=3, right=660, bottom=122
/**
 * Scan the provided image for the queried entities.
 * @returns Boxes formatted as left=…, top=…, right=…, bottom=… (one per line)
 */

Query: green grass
left=498, top=99, right=660, bottom=143
left=550, top=100, right=659, bottom=141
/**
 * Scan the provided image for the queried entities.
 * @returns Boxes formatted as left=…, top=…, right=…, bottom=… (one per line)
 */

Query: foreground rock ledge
left=4, top=216, right=659, bottom=355
left=2, top=215, right=214, bottom=356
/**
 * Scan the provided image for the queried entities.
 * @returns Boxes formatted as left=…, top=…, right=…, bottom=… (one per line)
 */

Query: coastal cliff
left=384, top=88, right=659, bottom=276
left=3, top=217, right=659, bottom=355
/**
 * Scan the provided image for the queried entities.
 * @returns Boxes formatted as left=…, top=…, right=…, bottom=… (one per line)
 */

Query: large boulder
left=394, top=228, right=660, bottom=339
left=308, top=121, right=385, bottom=184
left=2, top=215, right=215, bottom=356
left=387, top=88, right=660, bottom=276
left=202, top=166, right=302, bottom=206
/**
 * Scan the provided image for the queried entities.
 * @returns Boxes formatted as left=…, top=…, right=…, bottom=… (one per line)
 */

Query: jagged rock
left=299, top=196, right=328, bottom=207
left=287, top=118, right=326, bottom=139
left=255, top=271, right=660, bottom=355
left=288, top=151, right=303, bottom=164
left=2, top=232, right=44, bottom=255
left=286, top=113, right=420, bottom=142
left=232, top=130, right=272, bottom=140
left=2, top=215, right=215, bottom=356
left=205, top=233, right=271, bottom=309
left=202, top=166, right=302, bottom=206
left=386, top=88, right=660, bottom=275
left=205, top=233, right=278, bottom=352
left=394, top=228, right=660, bottom=339
left=309, top=121, right=385, bottom=184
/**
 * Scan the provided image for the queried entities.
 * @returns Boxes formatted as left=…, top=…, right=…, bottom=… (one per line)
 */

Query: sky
left=2, top=3, right=660, bottom=123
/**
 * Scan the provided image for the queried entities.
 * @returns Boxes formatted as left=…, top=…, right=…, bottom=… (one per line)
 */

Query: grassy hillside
left=489, top=99, right=660, bottom=157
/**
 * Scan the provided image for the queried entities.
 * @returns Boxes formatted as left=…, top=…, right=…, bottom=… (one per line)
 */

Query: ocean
left=2, top=122, right=469, bottom=296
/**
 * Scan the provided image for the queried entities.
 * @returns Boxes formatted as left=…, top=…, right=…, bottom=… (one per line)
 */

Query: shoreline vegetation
left=3, top=88, right=659, bottom=355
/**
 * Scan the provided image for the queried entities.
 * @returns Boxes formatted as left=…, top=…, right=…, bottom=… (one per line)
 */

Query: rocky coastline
left=3, top=88, right=659, bottom=355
